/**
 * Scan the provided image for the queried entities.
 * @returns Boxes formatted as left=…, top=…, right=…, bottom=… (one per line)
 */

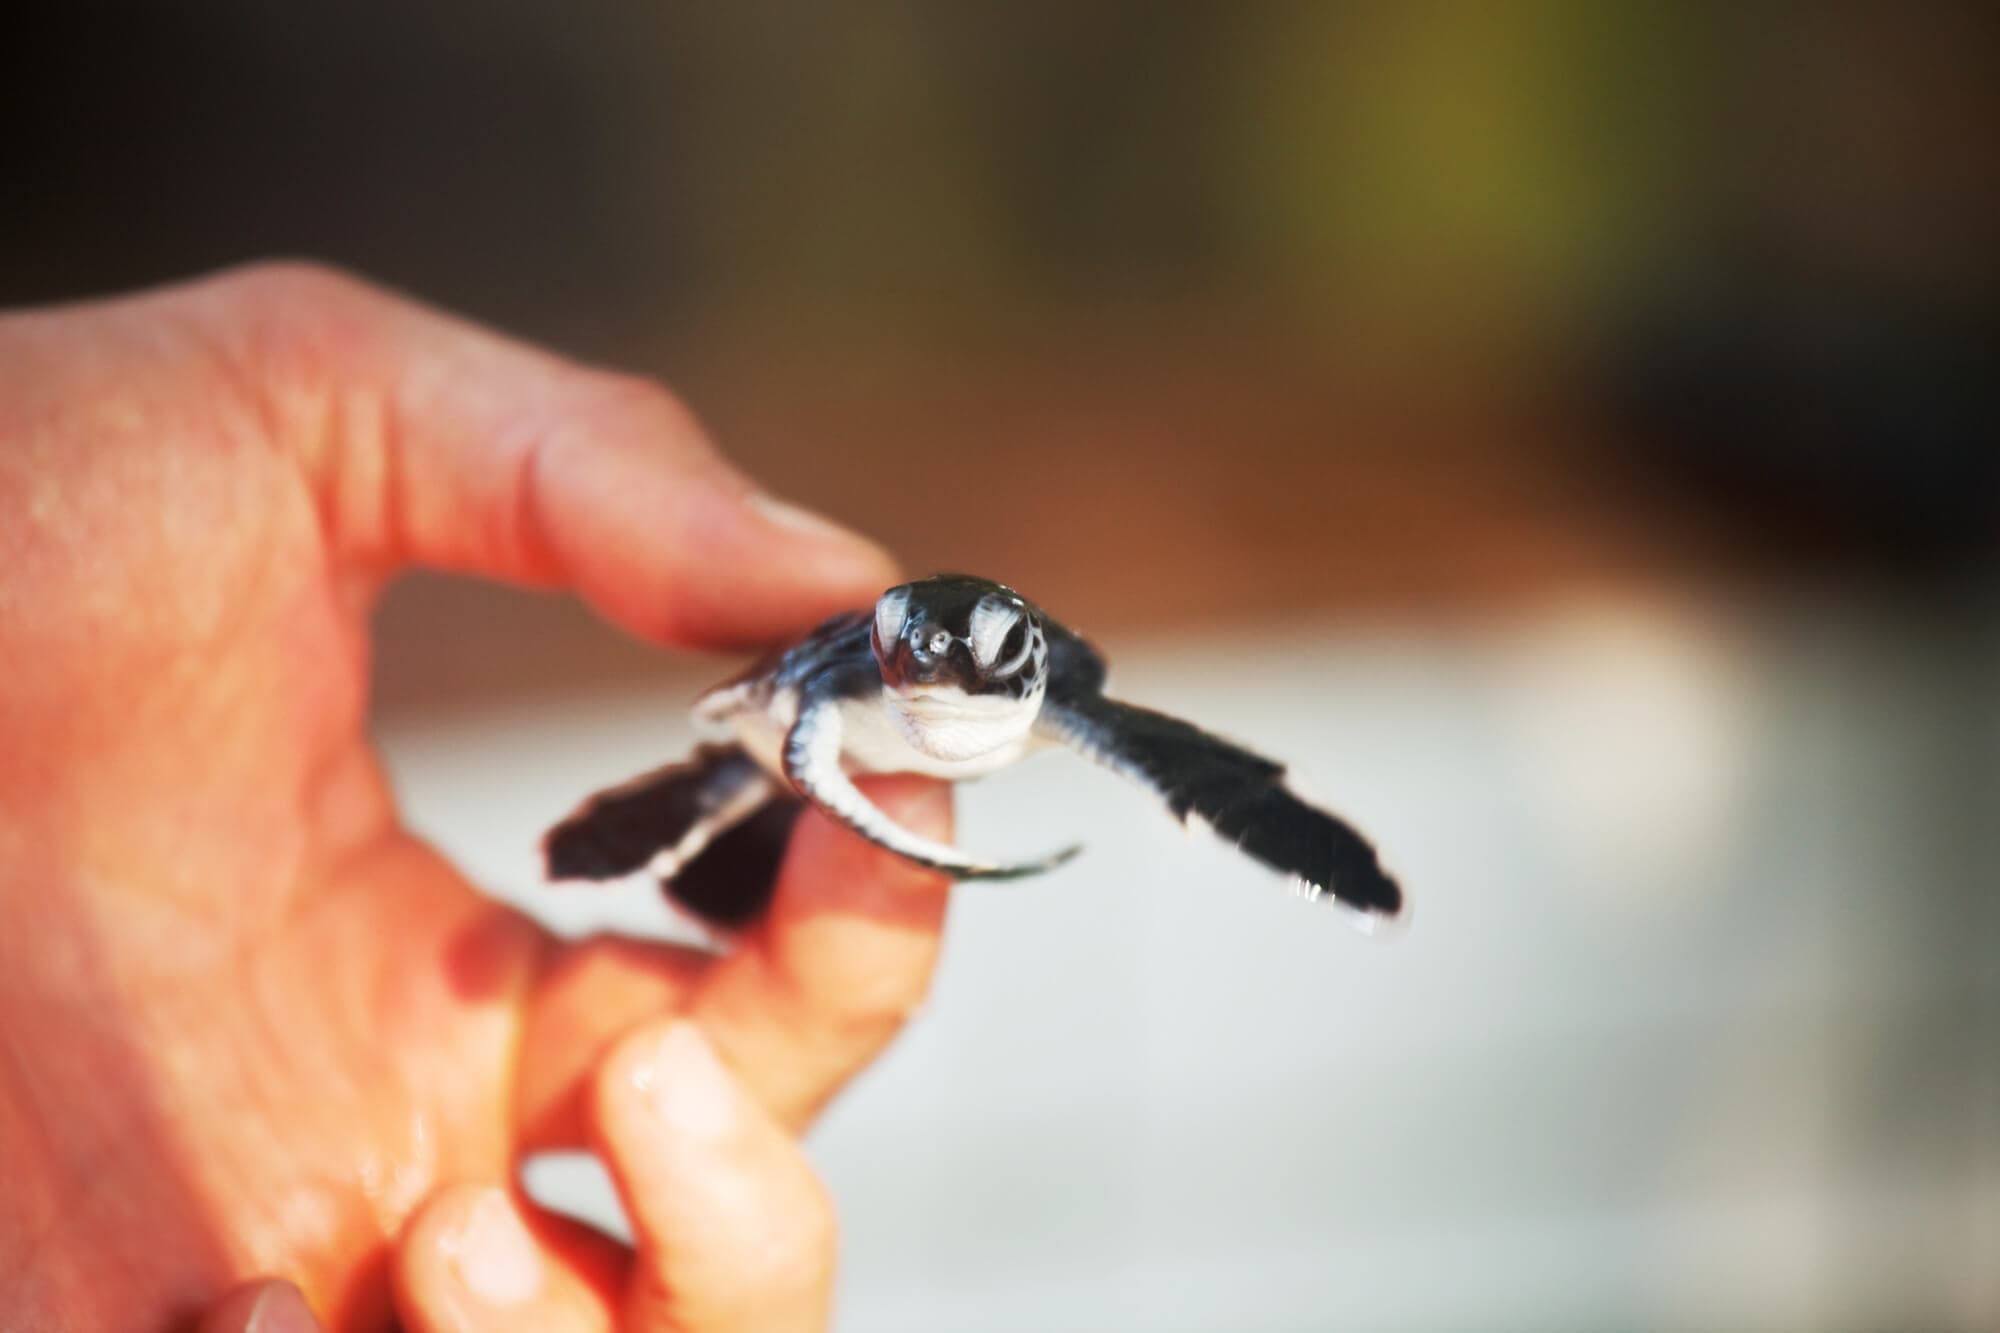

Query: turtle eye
left=992, top=620, right=1030, bottom=675
left=873, top=586, right=911, bottom=652
left=968, top=596, right=1028, bottom=674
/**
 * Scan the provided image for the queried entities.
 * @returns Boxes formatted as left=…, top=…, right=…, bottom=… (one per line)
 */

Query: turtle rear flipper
left=664, top=795, right=804, bottom=927
left=1037, top=693, right=1402, bottom=921
left=544, top=742, right=796, bottom=926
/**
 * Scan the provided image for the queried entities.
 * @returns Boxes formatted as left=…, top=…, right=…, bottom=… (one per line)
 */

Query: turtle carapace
left=544, top=574, right=1402, bottom=929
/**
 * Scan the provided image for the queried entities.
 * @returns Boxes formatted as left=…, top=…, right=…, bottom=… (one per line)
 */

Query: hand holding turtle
left=0, top=265, right=945, bottom=1330
left=203, top=1021, right=844, bottom=1333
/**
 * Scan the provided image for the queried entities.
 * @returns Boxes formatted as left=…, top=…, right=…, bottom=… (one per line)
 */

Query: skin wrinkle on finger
left=328, top=378, right=403, bottom=592
left=177, top=264, right=401, bottom=579
left=508, top=417, right=561, bottom=595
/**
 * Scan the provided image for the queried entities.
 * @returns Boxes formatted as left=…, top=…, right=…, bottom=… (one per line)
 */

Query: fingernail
left=633, top=1021, right=738, bottom=1140
left=745, top=490, right=860, bottom=543
left=243, top=1282, right=321, bottom=1333
left=441, top=1189, right=543, bottom=1308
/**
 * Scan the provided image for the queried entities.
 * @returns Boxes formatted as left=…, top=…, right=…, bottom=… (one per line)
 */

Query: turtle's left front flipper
left=1037, top=693, right=1402, bottom=923
left=783, top=697, right=1080, bottom=879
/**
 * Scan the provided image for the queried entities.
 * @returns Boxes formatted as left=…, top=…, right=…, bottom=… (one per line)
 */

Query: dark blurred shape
left=1604, top=4, right=1998, bottom=570
left=543, top=744, right=760, bottom=883
left=1613, top=266, right=1997, bottom=569
left=661, top=798, right=803, bottom=929
left=543, top=742, right=799, bottom=928
left=0, top=0, right=700, bottom=353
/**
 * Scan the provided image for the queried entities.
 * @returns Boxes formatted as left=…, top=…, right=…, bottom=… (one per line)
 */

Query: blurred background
left=6, top=2, right=1995, bottom=1328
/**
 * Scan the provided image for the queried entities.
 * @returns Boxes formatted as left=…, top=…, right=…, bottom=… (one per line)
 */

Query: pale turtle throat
left=883, top=680, right=1042, bottom=763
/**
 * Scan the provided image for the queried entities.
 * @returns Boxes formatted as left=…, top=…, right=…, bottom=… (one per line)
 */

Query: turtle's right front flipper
left=544, top=742, right=798, bottom=926
left=1035, top=692, right=1402, bottom=922
left=782, top=697, right=1079, bottom=880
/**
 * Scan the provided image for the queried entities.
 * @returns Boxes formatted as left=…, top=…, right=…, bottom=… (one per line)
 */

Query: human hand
left=202, top=1019, right=853, bottom=1332
left=0, top=265, right=954, bottom=1330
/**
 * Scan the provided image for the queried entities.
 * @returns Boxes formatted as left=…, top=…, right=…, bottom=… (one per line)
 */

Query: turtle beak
left=877, top=630, right=957, bottom=692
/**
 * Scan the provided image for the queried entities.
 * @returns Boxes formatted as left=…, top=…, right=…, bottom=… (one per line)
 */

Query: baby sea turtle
left=544, top=574, right=1402, bottom=930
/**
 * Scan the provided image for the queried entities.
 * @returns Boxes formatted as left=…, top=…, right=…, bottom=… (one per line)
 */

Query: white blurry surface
left=375, top=592, right=1997, bottom=1332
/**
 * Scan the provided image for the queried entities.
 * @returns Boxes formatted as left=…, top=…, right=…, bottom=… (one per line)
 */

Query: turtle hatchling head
left=870, top=575, right=1049, bottom=761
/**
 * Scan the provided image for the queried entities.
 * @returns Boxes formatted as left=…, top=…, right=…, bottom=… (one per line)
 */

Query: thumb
left=593, top=1020, right=837, bottom=1332
left=395, top=1024, right=837, bottom=1333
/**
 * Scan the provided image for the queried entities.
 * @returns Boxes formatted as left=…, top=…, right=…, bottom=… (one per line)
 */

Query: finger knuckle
left=202, top=261, right=395, bottom=408
left=568, top=368, right=716, bottom=457
left=214, top=258, right=378, bottom=314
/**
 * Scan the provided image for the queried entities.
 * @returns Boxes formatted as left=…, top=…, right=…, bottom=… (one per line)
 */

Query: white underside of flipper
left=643, top=768, right=779, bottom=881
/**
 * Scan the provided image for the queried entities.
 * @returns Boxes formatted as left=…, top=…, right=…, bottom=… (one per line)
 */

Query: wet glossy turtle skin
left=546, top=574, right=1402, bottom=929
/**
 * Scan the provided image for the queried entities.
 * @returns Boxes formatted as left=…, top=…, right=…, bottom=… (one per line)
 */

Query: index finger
left=185, top=262, right=898, bottom=648
left=592, top=1021, right=837, bottom=1332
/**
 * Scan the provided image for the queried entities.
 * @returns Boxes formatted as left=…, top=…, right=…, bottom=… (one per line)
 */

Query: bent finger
left=694, top=776, right=955, bottom=1131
